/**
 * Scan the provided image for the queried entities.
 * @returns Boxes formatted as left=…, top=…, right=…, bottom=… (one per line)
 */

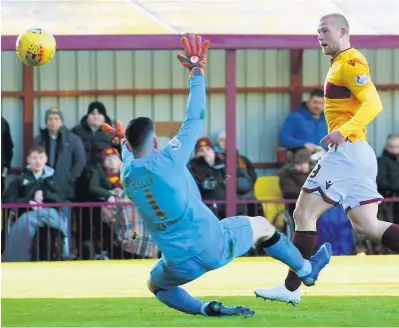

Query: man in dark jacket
left=33, top=107, right=86, bottom=201
left=377, top=134, right=399, bottom=224
left=72, top=101, right=113, bottom=167
left=1, top=117, right=14, bottom=195
left=72, top=101, right=113, bottom=202
left=279, top=89, right=328, bottom=152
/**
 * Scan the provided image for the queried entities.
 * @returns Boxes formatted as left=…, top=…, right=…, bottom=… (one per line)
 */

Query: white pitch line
left=128, top=0, right=182, bottom=34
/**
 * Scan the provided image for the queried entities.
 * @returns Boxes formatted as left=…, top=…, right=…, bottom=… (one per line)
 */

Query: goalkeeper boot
left=204, top=301, right=255, bottom=318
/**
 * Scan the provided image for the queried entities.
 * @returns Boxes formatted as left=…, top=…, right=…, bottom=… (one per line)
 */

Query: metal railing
left=1, top=198, right=398, bottom=261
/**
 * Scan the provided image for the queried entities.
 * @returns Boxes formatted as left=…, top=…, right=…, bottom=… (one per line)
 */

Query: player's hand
left=177, top=34, right=210, bottom=77
left=102, top=120, right=126, bottom=145
left=320, top=130, right=346, bottom=151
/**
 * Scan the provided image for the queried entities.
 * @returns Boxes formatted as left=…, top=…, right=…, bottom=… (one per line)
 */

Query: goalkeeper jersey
left=120, top=77, right=223, bottom=266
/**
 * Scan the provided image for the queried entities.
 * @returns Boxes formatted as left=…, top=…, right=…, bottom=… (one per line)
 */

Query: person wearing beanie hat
left=72, top=101, right=113, bottom=166
left=71, top=102, right=114, bottom=202
left=89, top=146, right=159, bottom=259
left=189, top=136, right=254, bottom=219
left=44, top=107, right=64, bottom=124
left=86, top=101, right=111, bottom=129
left=194, top=137, right=214, bottom=161
left=90, top=147, right=123, bottom=199
left=189, top=137, right=227, bottom=219
left=32, top=107, right=86, bottom=201
left=87, top=101, right=110, bottom=119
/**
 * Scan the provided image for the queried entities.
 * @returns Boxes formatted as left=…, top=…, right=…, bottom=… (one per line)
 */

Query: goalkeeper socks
left=381, top=224, right=399, bottom=253
left=260, top=230, right=311, bottom=276
left=156, top=286, right=206, bottom=315
left=285, top=231, right=317, bottom=291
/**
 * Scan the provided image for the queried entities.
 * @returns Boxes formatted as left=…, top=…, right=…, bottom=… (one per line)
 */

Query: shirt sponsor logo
left=355, top=74, right=370, bottom=85
left=169, top=137, right=181, bottom=150
left=326, top=180, right=333, bottom=189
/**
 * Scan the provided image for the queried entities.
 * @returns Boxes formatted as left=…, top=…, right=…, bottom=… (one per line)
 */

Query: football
left=16, top=28, right=56, bottom=66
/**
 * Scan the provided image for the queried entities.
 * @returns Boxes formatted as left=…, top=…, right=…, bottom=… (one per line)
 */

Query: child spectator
left=89, top=147, right=159, bottom=259
left=2, top=145, right=67, bottom=261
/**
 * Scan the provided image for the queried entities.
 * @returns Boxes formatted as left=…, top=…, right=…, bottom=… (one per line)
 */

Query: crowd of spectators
left=1, top=92, right=398, bottom=261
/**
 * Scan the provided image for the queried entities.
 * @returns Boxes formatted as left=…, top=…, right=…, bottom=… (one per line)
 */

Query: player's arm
left=165, top=76, right=206, bottom=165
left=338, top=58, right=383, bottom=138
left=163, top=34, right=210, bottom=166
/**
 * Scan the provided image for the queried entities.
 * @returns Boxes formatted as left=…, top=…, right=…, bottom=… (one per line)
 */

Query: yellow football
left=16, top=28, right=56, bottom=66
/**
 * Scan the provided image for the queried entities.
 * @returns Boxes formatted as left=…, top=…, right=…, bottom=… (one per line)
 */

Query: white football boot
left=254, top=284, right=301, bottom=306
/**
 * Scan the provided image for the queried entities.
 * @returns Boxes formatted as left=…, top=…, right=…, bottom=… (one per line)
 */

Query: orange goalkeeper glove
left=102, top=120, right=126, bottom=145
left=177, top=34, right=210, bottom=77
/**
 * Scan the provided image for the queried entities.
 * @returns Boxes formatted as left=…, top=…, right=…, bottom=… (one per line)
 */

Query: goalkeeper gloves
left=177, top=34, right=210, bottom=77
left=102, top=120, right=126, bottom=146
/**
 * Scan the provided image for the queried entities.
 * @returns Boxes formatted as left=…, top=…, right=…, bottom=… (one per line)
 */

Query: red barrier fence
left=1, top=198, right=398, bottom=261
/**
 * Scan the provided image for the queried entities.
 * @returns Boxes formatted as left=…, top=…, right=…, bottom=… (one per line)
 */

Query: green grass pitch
left=2, top=256, right=399, bottom=327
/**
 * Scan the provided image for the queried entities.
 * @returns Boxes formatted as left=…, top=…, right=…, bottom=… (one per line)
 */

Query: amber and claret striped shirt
left=324, top=48, right=383, bottom=142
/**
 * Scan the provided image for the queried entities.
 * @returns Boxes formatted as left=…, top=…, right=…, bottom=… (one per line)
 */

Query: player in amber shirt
left=255, top=13, right=399, bottom=305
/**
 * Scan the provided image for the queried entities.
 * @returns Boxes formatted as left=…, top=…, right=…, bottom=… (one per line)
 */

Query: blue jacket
left=279, top=102, right=328, bottom=149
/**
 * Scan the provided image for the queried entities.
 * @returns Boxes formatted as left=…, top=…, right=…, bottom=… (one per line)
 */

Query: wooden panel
left=154, top=122, right=181, bottom=137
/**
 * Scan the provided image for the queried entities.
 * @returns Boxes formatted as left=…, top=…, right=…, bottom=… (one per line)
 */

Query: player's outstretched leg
left=147, top=279, right=255, bottom=317
left=248, top=217, right=331, bottom=286
left=247, top=214, right=332, bottom=303
left=254, top=191, right=332, bottom=305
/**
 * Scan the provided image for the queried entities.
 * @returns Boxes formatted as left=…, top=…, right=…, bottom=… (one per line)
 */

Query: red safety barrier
left=1, top=198, right=398, bottom=261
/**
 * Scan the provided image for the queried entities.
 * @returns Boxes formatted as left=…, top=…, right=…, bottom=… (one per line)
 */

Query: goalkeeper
left=102, top=34, right=332, bottom=318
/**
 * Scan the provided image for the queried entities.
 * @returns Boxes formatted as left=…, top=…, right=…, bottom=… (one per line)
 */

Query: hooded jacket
left=72, top=115, right=113, bottom=166
left=279, top=102, right=328, bottom=149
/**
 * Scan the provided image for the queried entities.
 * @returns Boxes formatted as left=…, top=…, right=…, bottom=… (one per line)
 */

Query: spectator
left=188, top=137, right=253, bottom=219
left=72, top=101, right=113, bottom=167
left=2, top=145, right=67, bottom=262
left=88, top=147, right=159, bottom=259
left=278, top=148, right=311, bottom=215
left=33, top=107, right=86, bottom=201
left=1, top=117, right=14, bottom=195
left=215, top=130, right=257, bottom=184
left=72, top=101, right=113, bottom=202
left=377, top=134, right=399, bottom=224
left=279, top=89, right=328, bottom=153
left=215, top=130, right=260, bottom=216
